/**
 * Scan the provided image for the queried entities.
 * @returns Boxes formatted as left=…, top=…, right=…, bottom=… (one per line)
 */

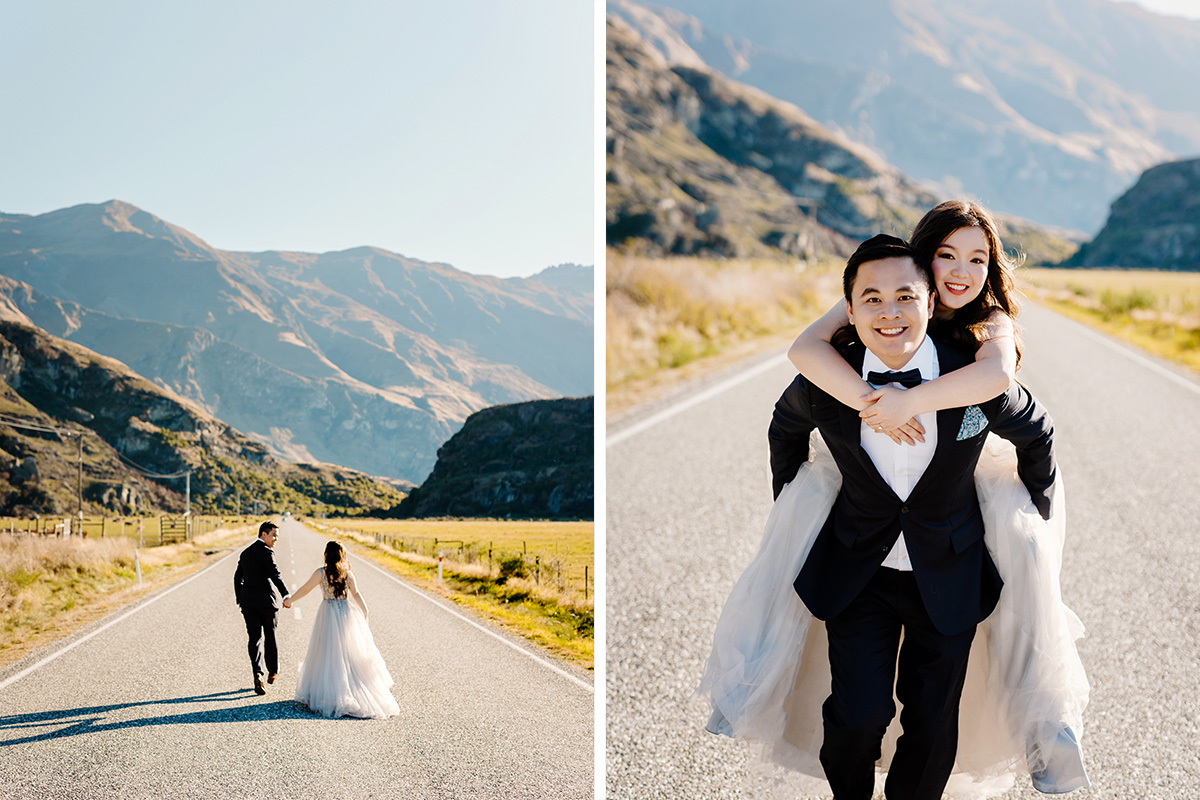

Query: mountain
left=530, top=263, right=595, bottom=294
left=1064, top=157, right=1200, bottom=270
left=391, top=396, right=594, bottom=520
left=607, top=15, right=938, bottom=260
left=0, top=201, right=593, bottom=484
left=607, top=14, right=1078, bottom=265
left=609, top=0, right=1200, bottom=235
left=0, top=319, right=405, bottom=517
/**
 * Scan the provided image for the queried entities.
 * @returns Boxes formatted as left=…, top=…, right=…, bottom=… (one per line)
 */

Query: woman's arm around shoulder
left=860, top=309, right=1017, bottom=430
left=787, top=300, right=874, bottom=411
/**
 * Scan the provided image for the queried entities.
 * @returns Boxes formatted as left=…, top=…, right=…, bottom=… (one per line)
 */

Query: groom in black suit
left=769, top=235, right=1056, bottom=800
left=234, top=520, right=291, bottom=695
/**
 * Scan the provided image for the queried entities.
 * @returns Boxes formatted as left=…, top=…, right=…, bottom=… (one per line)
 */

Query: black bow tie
left=867, top=369, right=924, bottom=388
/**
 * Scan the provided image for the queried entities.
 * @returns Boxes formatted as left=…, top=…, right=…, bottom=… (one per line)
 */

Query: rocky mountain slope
left=0, top=319, right=404, bottom=517
left=391, top=396, right=593, bottom=520
left=0, top=201, right=593, bottom=484
left=607, top=14, right=1077, bottom=265
left=1065, top=158, right=1200, bottom=270
left=610, top=0, right=1200, bottom=236
left=607, top=15, right=938, bottom=260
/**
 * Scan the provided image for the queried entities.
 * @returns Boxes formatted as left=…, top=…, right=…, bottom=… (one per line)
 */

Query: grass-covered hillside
left=0, top=319, right=404, bottom=517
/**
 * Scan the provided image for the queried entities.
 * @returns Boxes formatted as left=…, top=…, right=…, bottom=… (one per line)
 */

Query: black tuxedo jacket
left=771, top=336, right=1056, bottom=636
left=233, top=539, right=289, bottom=611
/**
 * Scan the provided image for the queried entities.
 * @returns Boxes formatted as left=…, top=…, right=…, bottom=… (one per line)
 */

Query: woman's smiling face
left=932, top=226, right=989, bottom=310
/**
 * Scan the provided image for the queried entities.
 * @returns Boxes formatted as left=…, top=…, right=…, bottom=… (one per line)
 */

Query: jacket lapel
left=838, top=347, right=901, bottom=500
left=907, top=336, right=973, bottom=501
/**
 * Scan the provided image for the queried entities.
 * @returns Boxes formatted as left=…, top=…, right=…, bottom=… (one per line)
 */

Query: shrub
left=497, top=555, right=526, bottom=584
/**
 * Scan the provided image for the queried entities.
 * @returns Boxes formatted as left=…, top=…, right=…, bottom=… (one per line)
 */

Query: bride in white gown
left=699, top=201, right=1090, bottom=797
left=284, top=541, right=399, bottom=719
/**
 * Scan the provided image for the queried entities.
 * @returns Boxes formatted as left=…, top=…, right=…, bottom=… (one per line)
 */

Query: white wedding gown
left=295, top=569, right=400, bottom=719
left=698, top=435, right=1090, bottom=797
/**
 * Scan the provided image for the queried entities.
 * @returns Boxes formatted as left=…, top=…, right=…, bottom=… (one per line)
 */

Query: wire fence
left=314, top=526, right=593, bottom=601
left=0, top=515, right=250, bottom=546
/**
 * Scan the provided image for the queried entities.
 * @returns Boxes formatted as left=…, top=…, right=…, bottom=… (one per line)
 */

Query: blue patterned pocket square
left=956, top=405, right=988, bottom=441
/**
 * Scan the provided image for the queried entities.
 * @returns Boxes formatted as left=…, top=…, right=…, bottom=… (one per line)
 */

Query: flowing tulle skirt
left=698, top=436, right=1090, bottom=798
left=295, top=598, right=400, bottom=719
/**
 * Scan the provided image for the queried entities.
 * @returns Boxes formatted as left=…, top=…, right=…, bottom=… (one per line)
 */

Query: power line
left=0, top=413, right=78, bottom=438
left=0, top=412, right=190, bottom=478
left=0, top=413, right=192, bottom=518
left=111, top=449, right=191, bottom=480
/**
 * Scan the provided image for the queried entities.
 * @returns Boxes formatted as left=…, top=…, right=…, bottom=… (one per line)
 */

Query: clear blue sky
left=0, top=2, right=594, bottom=278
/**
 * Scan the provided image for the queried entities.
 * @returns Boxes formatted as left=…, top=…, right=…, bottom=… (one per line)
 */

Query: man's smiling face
left=845, top=255, right=936, bottom=369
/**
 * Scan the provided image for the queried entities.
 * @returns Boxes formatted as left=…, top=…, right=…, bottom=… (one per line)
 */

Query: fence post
left=438, top=551, right=444, bottom=586
left=535, top=555, right=540, bottom=585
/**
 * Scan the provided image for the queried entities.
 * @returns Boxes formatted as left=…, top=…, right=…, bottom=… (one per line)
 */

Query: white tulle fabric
left=698, top=435, right=1089, bottom=798
left=295, top=570, right=399, bottom=719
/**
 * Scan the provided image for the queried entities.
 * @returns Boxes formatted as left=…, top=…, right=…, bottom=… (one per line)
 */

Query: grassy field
left=1021, top=267, right=1200, bottom=374
left=607, top=248, right=843, bottom=413
left=308, top=518, right=594, bottom=669
left=0, top=523, right=256, bottom=667
left=0, top=515, right=261, bottom=542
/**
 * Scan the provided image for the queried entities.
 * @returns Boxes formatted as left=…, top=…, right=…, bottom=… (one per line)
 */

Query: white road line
left=1061, top=313, right=1200, bottom=395
left=607, top=311, right=1200, bottom=451
left=606, top=353, right=789, bottom=448
left=358, top=557, right=594, bottom=694
left=0, top=550, right=240, bottom=692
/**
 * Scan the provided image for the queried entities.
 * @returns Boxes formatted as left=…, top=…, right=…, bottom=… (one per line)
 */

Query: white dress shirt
left=860, top=336, right=940, bottom=571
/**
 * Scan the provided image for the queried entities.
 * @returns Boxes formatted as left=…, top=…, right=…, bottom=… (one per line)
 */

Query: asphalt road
left=0, top=518, right=593, bottom=799
left=606, top=302, right=1200, bottom=800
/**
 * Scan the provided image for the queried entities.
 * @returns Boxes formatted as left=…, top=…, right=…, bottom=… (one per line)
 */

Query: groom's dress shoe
left=267, top=673, right=278, bottom=684
left=254, top=676, right=266, bottom=695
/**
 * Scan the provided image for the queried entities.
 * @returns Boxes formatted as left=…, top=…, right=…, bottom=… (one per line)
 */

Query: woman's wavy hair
left=910, top=199, right=1024, bottom=367
left=324, top=541, right=349, bottom=599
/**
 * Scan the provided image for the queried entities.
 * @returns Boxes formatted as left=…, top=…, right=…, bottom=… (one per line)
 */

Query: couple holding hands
left=233, top=520, right=400, bottom=719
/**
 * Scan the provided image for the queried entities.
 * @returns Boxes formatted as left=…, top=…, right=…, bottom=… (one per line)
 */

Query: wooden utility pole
left=76, top=433, right=82, bottom=520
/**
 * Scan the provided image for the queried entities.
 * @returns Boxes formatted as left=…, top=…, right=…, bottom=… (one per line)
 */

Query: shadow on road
left=0, top=689, right=330, bottom=746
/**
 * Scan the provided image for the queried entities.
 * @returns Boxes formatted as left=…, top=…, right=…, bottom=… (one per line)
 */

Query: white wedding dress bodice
left=294, top=567, right=399, bottom=719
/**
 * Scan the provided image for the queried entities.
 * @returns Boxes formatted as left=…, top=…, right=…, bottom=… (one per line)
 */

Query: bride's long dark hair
left=324, top=541, right=349, bottom=599
left=910, top=199, right=1025, bottom=368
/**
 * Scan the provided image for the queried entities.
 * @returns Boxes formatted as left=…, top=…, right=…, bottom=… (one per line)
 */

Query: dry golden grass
left=1021, top=267, right=1200, bottom=374
left=325, top=518, right=592, bottom=573
left=606, top=248, right=842, bottom=413
left=310, top=519, right=594, bottom=669
left=0, top=523, right=256, bottom=667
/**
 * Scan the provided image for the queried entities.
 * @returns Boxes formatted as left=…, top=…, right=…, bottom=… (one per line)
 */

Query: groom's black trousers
left=820, top=567, right=976, bottom=800
left=241, top=605, right=280, bottom=679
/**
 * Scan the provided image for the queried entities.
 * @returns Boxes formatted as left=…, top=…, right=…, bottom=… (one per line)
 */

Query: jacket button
left=900, top=506, right=909, bottom=514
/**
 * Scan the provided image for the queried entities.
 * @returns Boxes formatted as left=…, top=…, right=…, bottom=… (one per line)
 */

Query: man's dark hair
left=841, top=233, right=931, bottom=301
left=832, top=234, right=933, bottom=356
left=258, top=521, right=278, bottom=538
